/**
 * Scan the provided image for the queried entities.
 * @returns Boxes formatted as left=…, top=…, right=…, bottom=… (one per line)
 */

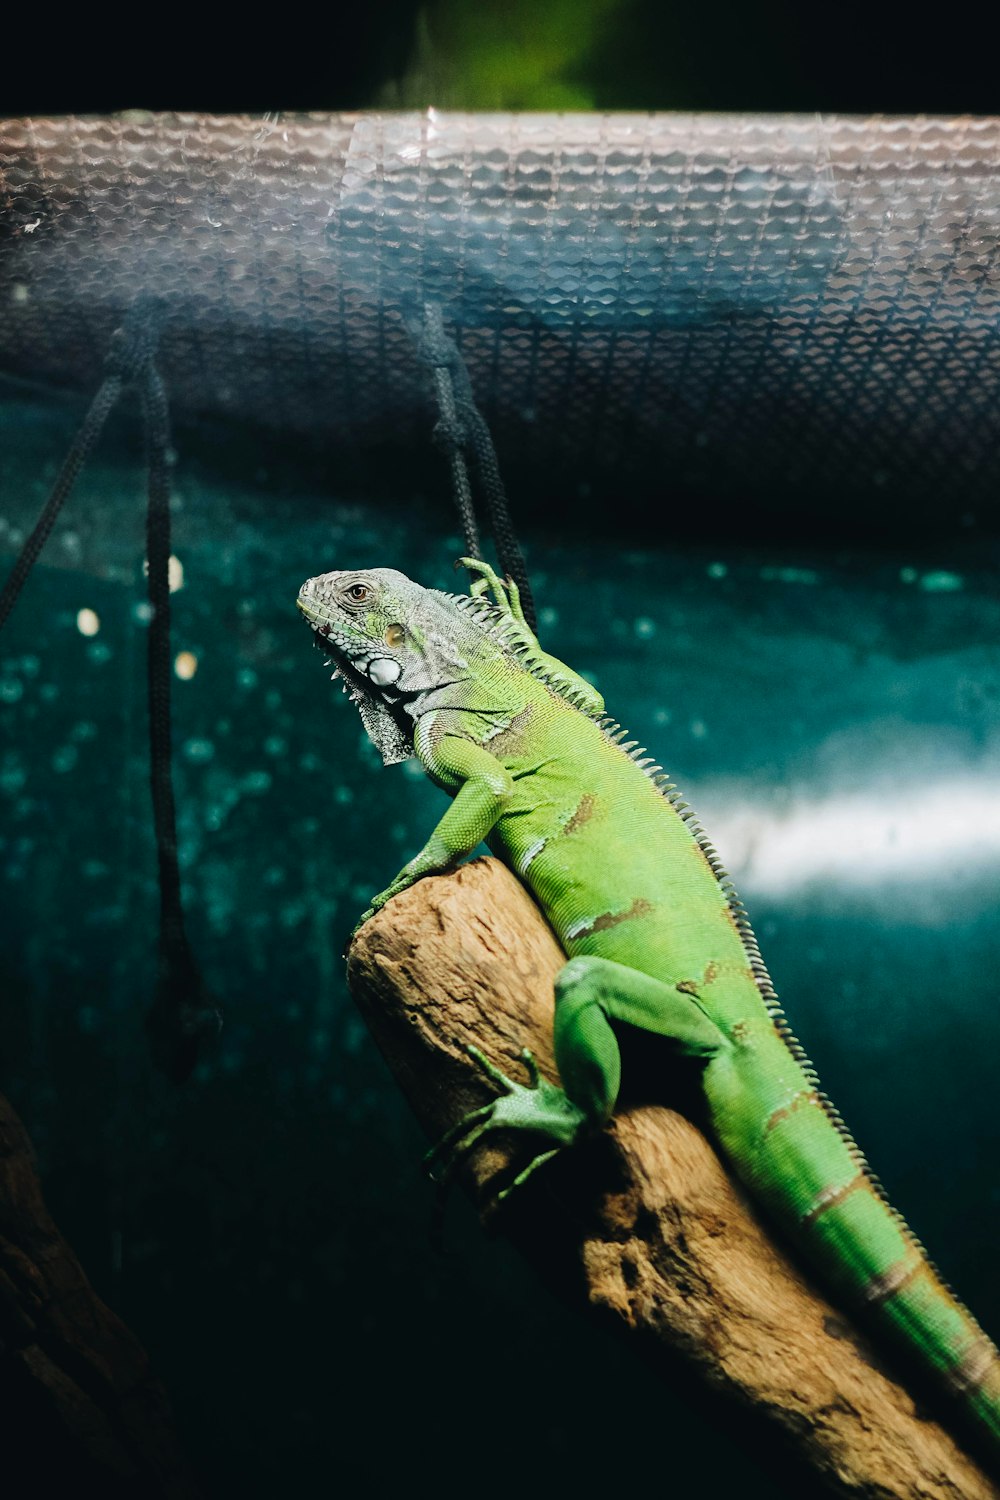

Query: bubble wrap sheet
left=1, top=111, right=999, bottom=521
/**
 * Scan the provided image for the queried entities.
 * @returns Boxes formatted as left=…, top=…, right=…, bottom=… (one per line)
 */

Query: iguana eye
left=346, top=583, right=371, bottom=603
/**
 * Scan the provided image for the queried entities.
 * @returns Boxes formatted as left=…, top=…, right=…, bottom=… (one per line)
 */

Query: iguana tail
left=724, top=1055, right=1000, bottom=1463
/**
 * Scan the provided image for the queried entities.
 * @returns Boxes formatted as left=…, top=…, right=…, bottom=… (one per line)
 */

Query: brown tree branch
left=347, top=855, right=999, bottom=1500
left=0, top=1091, right=201, bottom=1498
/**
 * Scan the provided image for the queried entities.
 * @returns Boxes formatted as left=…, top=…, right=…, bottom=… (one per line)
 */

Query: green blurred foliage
left=378, top=0, right=635, bottom=109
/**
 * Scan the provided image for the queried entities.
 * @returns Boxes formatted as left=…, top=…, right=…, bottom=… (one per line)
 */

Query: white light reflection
left=141, top=555, right=184, bottom=592
left=698, top=779, right=1000, bottom=895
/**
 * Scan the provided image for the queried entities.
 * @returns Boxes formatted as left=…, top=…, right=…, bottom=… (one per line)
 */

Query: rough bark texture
left=0, top=1091, right=201, bottom=1498
left=347, top=855, right=999, bottom=1500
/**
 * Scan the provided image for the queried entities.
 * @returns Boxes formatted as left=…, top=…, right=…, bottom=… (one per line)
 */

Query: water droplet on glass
left=919, top=570, right=963, bottom=593
left=183, top=738, right=215, bottom=764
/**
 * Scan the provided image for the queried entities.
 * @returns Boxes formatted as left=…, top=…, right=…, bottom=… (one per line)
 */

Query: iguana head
left=296, top=567, right=476, bottom=764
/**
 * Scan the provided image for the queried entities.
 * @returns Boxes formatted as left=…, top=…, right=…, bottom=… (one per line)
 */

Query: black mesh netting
left=2, top=111, right=999, bottom=531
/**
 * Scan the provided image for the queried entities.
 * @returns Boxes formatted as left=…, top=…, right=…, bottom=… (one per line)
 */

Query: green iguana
left=296, top=557, right=1000, bottom=1462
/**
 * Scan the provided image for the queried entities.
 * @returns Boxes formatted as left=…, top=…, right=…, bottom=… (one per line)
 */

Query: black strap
left=0, top=376, right=121, bottom=634
left=411, top=304, right=537, bottom=630
left=140, top=357, right=221, bottom=1082
left=418, top=306, right=483, bottom=563
left=0, top=314, right=165, bottom=638
left=0, top=308, right=217, bottom=1081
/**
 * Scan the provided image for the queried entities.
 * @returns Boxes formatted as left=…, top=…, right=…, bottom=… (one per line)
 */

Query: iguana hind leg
left=425, top=1046, right=585, bottom=1196
left=553, top=955, right=725, bottom=1119
left=427, top=955, right=726, bottom=1198
left=460, top=556, right=605, bottom=715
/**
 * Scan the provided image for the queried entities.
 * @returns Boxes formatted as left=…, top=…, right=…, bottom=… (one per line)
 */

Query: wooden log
left=0, top=1090, right=201, bottom=1498
left=347, top=855, right=999, bottom=1500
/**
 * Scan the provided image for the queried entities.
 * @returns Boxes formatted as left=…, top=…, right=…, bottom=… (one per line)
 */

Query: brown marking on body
left=574, top=897, right=653, bottom=938
left=720, top=905, right=746, bottom=939
left=860, top=1253, right=926, bottom=1307
left=763, top=1089, right=820, bottom=1135
left=484, top=702, right=535, bottom=755
left=507, top=703, right=534, bottom=733
left=671, top=966, right=734, bottom=1002
left=730, top=1020, right=750, bottom=1044
left=563, top=792, right=596, bottom=836
left=800, top=1171, right=867, bottom=1227
left=699, top=957, right=754, bottom=987
left=944, top=1335, right=999, bottom=1396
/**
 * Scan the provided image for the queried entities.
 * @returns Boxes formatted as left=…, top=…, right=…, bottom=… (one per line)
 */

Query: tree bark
left=0, top=1091, right=201, bottom=1498
left=347, top=855, right=999, bottom=1500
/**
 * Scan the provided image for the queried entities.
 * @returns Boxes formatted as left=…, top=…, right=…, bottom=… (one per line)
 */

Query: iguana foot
left=348, top=888, right=396, bottom=943
left=348, top=882, right=411, bottom=949
left=425, top=1046, right=587, bottom=1201
left=459, top=557, right=530, bottom=629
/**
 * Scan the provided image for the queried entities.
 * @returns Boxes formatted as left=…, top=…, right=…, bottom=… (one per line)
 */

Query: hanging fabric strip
left=410, top=303, right=537, bottom=631
left=0, top=306, right=218, bottom=1082
left=140, top=354, right=221, bottom=1083
left=0, top=381, right=121, bottom=634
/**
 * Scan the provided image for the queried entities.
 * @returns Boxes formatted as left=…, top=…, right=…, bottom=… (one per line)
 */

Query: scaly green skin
left=297, top=559, right=1000, bottom=1461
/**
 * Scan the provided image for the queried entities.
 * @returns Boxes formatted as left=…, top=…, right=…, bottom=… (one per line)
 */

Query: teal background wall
left=1, top=383, right=998, bottom=1494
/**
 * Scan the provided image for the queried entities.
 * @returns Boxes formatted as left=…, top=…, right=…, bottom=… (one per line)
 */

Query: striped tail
left=660, top=762, right=1000, bottom=1462
left=743, top=1072, right=1000, bottom=1460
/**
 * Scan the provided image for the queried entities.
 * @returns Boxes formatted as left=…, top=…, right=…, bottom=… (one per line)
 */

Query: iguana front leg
left=427, top=954, right=727, bottom=1197
left=354, top=734, right=514, bottom=929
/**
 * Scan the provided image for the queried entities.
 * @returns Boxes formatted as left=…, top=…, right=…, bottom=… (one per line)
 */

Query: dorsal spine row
left=448, top=585, right=957, bottom=1280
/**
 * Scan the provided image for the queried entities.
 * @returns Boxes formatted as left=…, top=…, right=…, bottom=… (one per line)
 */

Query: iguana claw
left=425, top=1044, right=586, bottom=1202
left=459, top=557, right=530, bottom=629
